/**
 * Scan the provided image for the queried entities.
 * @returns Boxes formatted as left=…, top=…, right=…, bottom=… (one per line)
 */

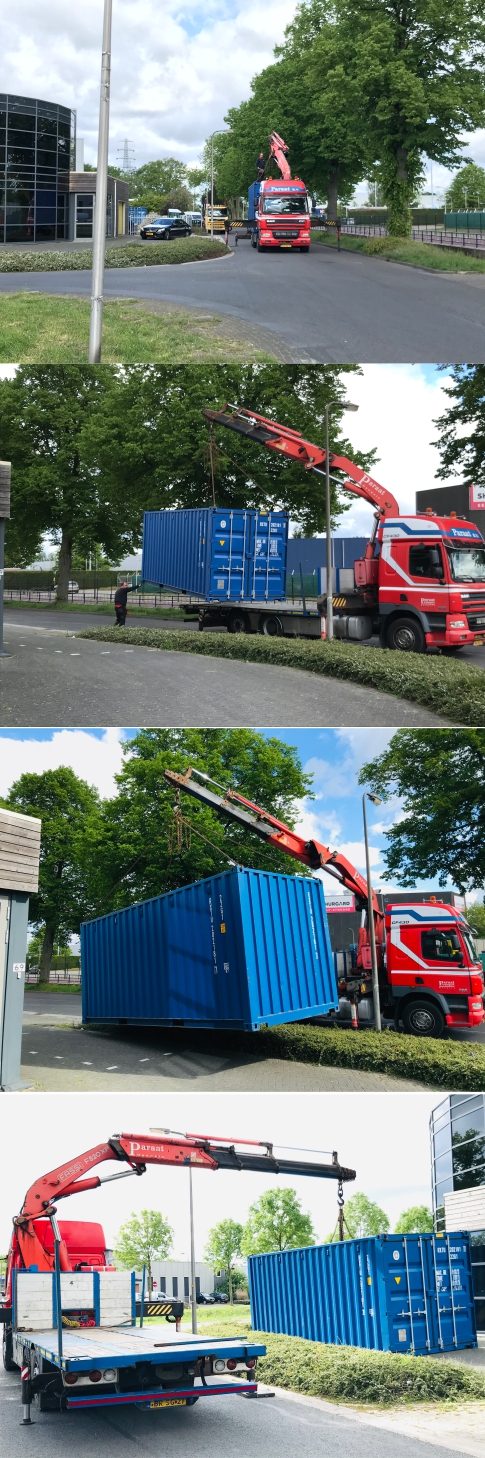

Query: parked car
left=196, top=1291, right=215, bottom=1304
left=139, top=216, right=192, bottom=240
left=53, top=580, right=79, bottom=593
left=212, top=1290, right=229, bottom=1303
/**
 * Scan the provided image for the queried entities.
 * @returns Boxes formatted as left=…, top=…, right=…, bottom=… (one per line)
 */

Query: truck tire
left=402, top=999, right=445, bottom=1038
left=299, top=246, right=310, bottom=252
left=259, top=613, right=283, bottom=637
left=257, top=241, right=267, bottom=252
left=386, top=616, right=425, bottom=653
left=2, top=1326, right=15, bottom=1371
left=228, top=609, right=249, bottom=634
left=251, top=234, right=257, bottom=249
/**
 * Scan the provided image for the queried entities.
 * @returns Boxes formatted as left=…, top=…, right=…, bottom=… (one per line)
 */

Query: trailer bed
left=16, top=1325, right=265, bottom=1371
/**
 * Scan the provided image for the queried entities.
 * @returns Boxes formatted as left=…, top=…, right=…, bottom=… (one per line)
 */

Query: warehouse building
left=430, top=1094, right=485, bottom=1330
left=0, top=93, right=129, bottom=243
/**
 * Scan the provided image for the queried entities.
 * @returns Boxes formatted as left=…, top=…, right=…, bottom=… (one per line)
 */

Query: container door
left=384, top=1237, right=435, bottom=1353
left=430, top=1234, right=477, bottom=1350
left=208, top=511, right=249, bottom=599
left=248, top=514, right=288, bottom=600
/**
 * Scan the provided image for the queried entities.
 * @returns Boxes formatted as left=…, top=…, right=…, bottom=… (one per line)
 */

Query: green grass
left=0, top=237, right=229, bottom=271
left=311, top=229, right=485, bottom=272
left=5, top=599, right=187, bottom=618
left=185, top=1324, right=485, bottom=1407
left=77, top=625, right=485, bottom=724
left=25, top=981, right=81, bottom=993
left=0, top=294, right=270, bottom=363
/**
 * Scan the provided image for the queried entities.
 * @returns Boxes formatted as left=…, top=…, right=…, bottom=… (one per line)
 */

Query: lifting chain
left=337, top=1179, right=345, bottom=1244
left=168, top=791, right=192, bottom=856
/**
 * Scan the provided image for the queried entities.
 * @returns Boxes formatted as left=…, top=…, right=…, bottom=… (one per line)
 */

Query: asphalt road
left=0, top=1369, right=464, bottom=1458
left=1, top=243, right=485, bottom=362
left=0, top=623, right=452, bottom=727
left=20, top=1015, right=430, bottom=1091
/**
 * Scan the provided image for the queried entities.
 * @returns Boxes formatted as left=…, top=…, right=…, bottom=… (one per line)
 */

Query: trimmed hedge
left=0, top=238, right=229, bottom=272
left=77, top=626, right=485, bottom=724
left=201, top=1325, right=485, bottom=1405
left=238, top=1021, right=485, bottom=1091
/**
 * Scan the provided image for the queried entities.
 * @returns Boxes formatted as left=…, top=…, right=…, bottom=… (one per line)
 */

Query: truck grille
left=461, top=594, right=485, bottom=630
left=272, top=230, right=299, bottom=238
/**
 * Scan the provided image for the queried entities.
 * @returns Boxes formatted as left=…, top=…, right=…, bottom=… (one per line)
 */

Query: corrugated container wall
left=141, top=508, right=288, bottom=601
left=81, top=867, right=338, bottom=1030
left=248, top=1233, right=477, bottom=1355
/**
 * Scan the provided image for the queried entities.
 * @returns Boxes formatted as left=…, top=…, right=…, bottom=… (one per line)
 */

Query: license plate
left=150, top=1399, right=186, bottom=1408
left=281, top=243, right=292, bottom=248
left=146, top=231, right=154, bottom=236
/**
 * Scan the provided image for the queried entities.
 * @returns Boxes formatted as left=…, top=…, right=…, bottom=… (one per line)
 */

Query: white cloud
left=1, top=0, right=298, bottom=167
left=0, top=728, right=127, bottom=799
left=335, top=366, right=457, bottom=537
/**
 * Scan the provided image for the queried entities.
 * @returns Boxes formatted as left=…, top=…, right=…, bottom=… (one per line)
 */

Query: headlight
left=449, top=619, right=466, bottom=628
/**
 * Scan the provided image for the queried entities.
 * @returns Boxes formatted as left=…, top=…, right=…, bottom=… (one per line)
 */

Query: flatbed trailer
left=188, top=601, right=323, bottom=637
left=9, top=1269, right=265, bottom=1418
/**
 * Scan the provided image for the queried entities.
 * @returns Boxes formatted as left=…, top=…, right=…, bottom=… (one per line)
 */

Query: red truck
left=202, top=404, right=485, bottom=653
left=165, top=767, right=485, bottom=1037
left=249, top=132, right=311, bottom=253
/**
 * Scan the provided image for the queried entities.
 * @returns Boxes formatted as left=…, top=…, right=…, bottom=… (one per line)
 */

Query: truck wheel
left=386, top=617, right=425, bottom=653
left=257, top=242, right=267, bottom=252
left=251, top=235, right=257, bottom=249
left=299, top=246, right=310, bottom=252
left=402, top=1000, right=445, bottom=1038
left=228, top=609, right=249, bottom=634
left=259, top=613, right=283, bottom=637
left=2, top=1326, right=15, bottom=1371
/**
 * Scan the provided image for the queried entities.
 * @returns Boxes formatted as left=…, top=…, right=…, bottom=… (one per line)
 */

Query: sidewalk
left=263, top=1387, right=485, bottom=1458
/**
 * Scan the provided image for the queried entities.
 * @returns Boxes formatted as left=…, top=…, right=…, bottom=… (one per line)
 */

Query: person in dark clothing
left=256, top=152, right=265, bottom=180
left=114, top=581, right=136, bottom=626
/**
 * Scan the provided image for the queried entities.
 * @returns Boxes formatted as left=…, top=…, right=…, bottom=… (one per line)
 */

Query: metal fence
left=338, top=222, right=485, bottom=252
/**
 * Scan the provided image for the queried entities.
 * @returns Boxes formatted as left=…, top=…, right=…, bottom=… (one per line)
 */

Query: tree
left=130, top=159, right=188, bottom=200
left=204, top=1220, right=244, bottom=1304
left=359, top=729, right=485, bottom=891
left=1, top=768, right=103, bottom=975
left=433, top=366, right=485, bottom=486
left=136, top=185, right=193, bottom=214
left=241, top=1188, right=316, bottom=1254
left=330, top=1192, right=390, bottom=1240
left=465, top=902, right=485, bottom=938
left=0, top=368, right=141, bottom=597
left=187, top=167, right=207, bottom=190
left=114, top=1209, right=173, bottom=1293
left=92, top=727, right=314, bottom=913
left=214, top=1268, right=249, bottom=1298
left=394, top=1205, right=434, bottom=1233
left=446, top=161, right=485, bottom=211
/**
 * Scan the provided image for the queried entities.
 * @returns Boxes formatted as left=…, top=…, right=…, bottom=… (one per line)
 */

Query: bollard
left=20, top=1366, right=34, bottom=1425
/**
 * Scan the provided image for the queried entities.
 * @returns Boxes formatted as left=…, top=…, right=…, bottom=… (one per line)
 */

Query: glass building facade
left=430, top=1094, right=485, bottom=1330
left=0, top=94, right=74, bottom=243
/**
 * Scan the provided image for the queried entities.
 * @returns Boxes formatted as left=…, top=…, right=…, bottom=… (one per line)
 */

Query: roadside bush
left=0, top=238, right=229, bottom=272
left=243, top=1022, right=485, bottom=1091
left=78, top=627, right=485, bottom=725
left=202, top=1326, right=485, bottom=1405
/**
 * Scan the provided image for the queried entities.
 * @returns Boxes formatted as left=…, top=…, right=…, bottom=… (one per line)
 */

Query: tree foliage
left=114, top=1209, right=173, bottom=1290
left=446, top=161, right=485, bottom=211
left=204, top=1219, right=244, bottom=1302
left=241, top=1188, right=316, bottom=1254
left=359, top=729, right=485, bottom=891
left=433, top=366, right=485, bottom=485
left=1, top=767, right=102, bottom=975
left=129, top=159, right=188, bottom=199
left=92, top=727, right=313, bottom=914
left=465, top=902, right=485, bottom=938
left=394, top=1204, right=434, bottom=1233
left=329, top=1192, right=390, bottom=1240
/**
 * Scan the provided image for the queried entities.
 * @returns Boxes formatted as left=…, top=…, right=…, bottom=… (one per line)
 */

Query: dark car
left=140, top=215, right=192, bottom=240
left=196, top=1291, right=215, bottom=1304
left=212, top=1291, right=229, bottom=1303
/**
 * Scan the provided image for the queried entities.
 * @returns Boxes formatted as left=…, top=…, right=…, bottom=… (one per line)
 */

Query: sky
left=1, top=0, right=484, bottom=190
left=0, top=1089, right=440, bottom=1254
left=0, top=724, right=476, bottom=905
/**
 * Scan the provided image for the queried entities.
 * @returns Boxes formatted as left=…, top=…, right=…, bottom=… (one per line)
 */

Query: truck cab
left=355, top=514, right=485, bottom=652
left=384, top=902, right=485, bottom=1035
left=249, top=180, right=311, bottom=252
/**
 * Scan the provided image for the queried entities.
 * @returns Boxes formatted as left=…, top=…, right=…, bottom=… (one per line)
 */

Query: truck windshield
left=263, top=195, right=309, bottom=214
left=462, top=928, right=480, bottom=963
left=445, top=545, right=485, bottom=582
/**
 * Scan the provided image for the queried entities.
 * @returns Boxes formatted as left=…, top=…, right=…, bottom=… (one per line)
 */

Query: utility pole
left=362, top=791, right=382, bottom=1031
left=88, top=0, right=113, bottom=363
left=189, top=1165, right=198, bottom=1334
left=0, top=461, right=11, bottom=658
left=324, top=401, right=358, bottom=639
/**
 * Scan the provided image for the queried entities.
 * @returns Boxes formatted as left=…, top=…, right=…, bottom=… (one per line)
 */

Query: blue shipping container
left=141, top=508, right=288, bottom=602
left=81, top=867, right=338, bottom=1029
left=248, top=182, right=261, bottom=222
left=248, top=1232, right=477, bottom=1355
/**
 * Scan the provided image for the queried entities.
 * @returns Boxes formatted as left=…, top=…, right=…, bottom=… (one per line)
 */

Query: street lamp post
left=189, top=1165, right=198, bottom=1335
left=0, top=460, right=11, bottom=658
left=324, top=400, right=358, bottom=639
left=88, top=0, right=113, bottom=363
left=209, top=130, right=230, bottom=239
left=362, top=791, right=382, bottom=1031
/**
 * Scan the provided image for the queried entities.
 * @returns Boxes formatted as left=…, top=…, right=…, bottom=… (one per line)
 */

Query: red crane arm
left=202, top=403, right=400, bottom=519
left=268, top=131, right=292, bottom=180
left=163, top=768, right=381, bottom=918
left=10, top=1130, right=355, bottom=1281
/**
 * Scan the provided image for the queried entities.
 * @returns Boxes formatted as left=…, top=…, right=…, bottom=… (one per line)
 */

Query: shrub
left=0, top=238, right=228, bottom=273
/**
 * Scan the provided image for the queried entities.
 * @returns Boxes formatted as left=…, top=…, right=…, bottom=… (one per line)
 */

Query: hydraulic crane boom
left=202, top=403, right=400, bottom=530
left=11, top=1129, right=355, bottom=1277
left=163, top=766, right=385, bottom=964
left=268, top=131, right=292, bottom=181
